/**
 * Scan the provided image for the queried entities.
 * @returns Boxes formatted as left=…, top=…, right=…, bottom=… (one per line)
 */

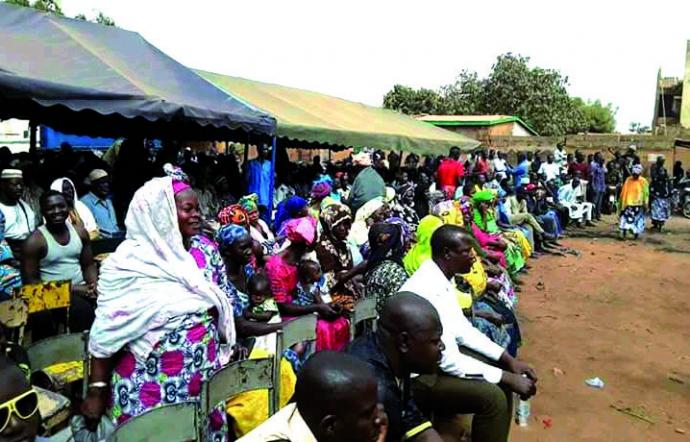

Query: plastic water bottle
left=515, top=396, right=531, bottom=427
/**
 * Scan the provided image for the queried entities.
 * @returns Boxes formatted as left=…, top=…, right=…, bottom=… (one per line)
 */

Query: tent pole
left=29, top=121, right=37, bottom=153
left=268, top=136, right=278, bottom=223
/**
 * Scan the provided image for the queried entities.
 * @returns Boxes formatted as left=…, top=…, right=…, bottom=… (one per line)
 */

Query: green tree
left=382, top=52, right=617, bottom=136
left=629, top=122, right=650, bottom=134
left=96, top=11, right=115, bottom=26
left=3, top=0, right=115, bottom=25
left=383, top=85, right=443, bottom=115
left=439, top=70, right=483, bottom=114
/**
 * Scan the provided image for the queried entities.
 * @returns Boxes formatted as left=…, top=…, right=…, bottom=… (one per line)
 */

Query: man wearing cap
left=80, top=170, right=122, bottom=239
left=0, top=169, right=36, bottom=258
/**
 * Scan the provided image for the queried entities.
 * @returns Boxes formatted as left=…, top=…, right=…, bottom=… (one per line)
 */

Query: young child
left=294, top=260, right=331, bottom=306
left=243, top=272, right=280, bottom=323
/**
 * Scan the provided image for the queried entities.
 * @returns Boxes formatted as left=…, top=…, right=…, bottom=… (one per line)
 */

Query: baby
left=294, top=260, right=329, bottom=306
left=243, top=272, right=280, bottom=322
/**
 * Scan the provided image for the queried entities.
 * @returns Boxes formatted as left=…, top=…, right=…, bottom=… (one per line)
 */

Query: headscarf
left=50, top=177, right=98, bottom=235
left=349, top=197, right=385, bottom=247
left=216, top=223, right=249, bottom=248
left=89, top=177, right=235, bottom=363
left=472, top=189, right=495, bottom=203
left=163, top=163, right=191, bottom=194
left=367, top=223, right=404, bottom=271
left=632, top=164, right=643, bottom=175
left=274, top=196, right=308, bottom=232
left=320, top=203, right=352, bottom=237
left=431, top=200, right=461, bottom=226
left=403, top=215, right=444, bottom=275
left=310, top=181, right=333, bottom=200
left=472, top=190, right=498, bottom=232
left=384, top=216, right=413, bottom=251
left=217, top=204, right=249, bottom=227
left=281, top=216, right=317, bottom=245
left=238, top=194, right=259, bottom=213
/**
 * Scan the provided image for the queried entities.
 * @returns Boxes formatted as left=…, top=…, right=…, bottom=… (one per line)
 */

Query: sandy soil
left=511, top=215, right=690, bottom=441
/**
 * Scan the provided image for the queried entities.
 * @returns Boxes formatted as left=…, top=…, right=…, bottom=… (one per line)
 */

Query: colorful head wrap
left=163, top=163, right=191, bottom=194
left=274, top=196, right=308, bottom=232
left=217, top=204, right=249, bottom=227
left=282, top=216, right=317, bottom=245
left=632, top=164, right=643, bottom=175
left=320, top=204, right=352, bottom=234
left=238, top=194, right=259, bottom=213
left=472, top=189, right=495, bottom=203
left=310, top=181, right=332, bottom=200
left=403, top=215, right=444, bottom=275
left=216, top=223, right=249, bottom=247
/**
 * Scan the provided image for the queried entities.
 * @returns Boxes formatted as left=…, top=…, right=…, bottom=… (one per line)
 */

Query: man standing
left=400, top=225, right=537, bottom=442
left=348, top=149, right=386, bottom=213
left=436, top=147, right=465, bottom=199
left=245, top=143, right=273, bottom=213
left=554, top=142, right=567, bottom=174
left=492, top=152, right=510, bottom=181
left=538, top=154, right=561, bottom=183
left=0, top=169, right=36, bottom=259
left=239, top=351, right=388, bottom=442
left=80, top=169, right=122, bottom=239
left=588, top=153, right=607, bottom=221
left=568, top=152, right=590, bottom=180
left=512, top=153, right=530, bottom=188
left=21, top=191, right=98, bottom=341
left=348, top=293, right=444, bottom=442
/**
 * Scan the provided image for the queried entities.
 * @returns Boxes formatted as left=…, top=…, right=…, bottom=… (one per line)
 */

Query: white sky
left=61, top=0, right=690, bottom=133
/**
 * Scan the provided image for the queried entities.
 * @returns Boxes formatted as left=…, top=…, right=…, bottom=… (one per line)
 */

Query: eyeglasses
left=0, top=389, right=39, bottom=433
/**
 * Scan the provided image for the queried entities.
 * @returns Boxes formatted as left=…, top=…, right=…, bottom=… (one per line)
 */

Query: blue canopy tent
left=0, top=3, right=275, bottom=141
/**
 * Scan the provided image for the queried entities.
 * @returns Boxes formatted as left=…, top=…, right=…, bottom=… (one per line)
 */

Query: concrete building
left=415, top=115, right=538, bottom=144
left=652, top=40, right=690, bottom=131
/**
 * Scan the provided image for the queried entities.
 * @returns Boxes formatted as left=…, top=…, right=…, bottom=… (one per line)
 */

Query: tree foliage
left=3, top=0, right=115, bottom=26
left=629, top=122, right=651, bottom=134
left=383, top=53, right=617, bottom=136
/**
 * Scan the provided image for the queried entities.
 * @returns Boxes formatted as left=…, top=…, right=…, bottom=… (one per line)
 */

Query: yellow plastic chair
left=26, top=331, right=89, bottom=435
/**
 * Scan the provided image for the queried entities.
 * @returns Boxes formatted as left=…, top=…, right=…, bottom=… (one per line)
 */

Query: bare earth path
left=511, top=216, right=690, bottom=441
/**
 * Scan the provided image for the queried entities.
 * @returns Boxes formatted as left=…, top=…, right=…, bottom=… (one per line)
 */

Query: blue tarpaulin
left=40, top=126, right=115, bottom=149
left=0, top=3, right=275, bottom=140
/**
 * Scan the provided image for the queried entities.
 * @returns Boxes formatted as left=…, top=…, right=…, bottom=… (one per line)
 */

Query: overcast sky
left=62, top=0, right=690, bottom=133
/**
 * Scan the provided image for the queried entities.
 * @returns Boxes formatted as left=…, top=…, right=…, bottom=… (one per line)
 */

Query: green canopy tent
left=197, top=70, right=479, bottom=155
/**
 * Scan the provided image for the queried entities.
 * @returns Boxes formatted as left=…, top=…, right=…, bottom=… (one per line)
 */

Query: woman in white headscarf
left=81, top=177, right=235, bottom=440
left=50, top=178, right=99, bottom=239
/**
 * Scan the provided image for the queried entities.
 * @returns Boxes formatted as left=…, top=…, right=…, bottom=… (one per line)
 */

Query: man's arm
left=20, top=232, right=45, bottom=285
left=77, top=225, right=98, bottom=294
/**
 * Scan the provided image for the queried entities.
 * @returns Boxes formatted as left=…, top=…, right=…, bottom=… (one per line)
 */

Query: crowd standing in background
left=0, top=139, right=684, bottom=442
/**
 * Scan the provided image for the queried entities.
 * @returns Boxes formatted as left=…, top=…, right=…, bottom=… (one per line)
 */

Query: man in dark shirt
left=348, top=292, right=444, bottom=442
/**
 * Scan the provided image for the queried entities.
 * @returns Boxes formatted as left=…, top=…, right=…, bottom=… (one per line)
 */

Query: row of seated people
left=1, top=164, right=540, bottom=441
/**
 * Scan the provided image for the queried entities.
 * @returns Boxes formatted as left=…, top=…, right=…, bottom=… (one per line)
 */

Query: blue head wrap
left=274, top=196, right=308, bottom=232
left=216, top=224, right=248, bottom=248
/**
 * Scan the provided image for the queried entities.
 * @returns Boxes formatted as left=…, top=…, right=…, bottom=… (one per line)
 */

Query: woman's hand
left=80, top=389, right=107, bottom=432
left=315, top=303, right=338, bottom=320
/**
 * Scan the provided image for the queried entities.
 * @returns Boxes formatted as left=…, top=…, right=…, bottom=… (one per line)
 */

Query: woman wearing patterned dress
left=82, top=176, right=235, bottom=441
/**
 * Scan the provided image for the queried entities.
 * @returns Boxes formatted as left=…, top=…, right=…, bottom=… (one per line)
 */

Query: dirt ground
left=511, top=215, right=690, bottom=441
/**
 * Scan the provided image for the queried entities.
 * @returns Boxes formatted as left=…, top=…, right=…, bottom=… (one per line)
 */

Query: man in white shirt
left=239, top=351, right=388, bottom=442
left=558, top=172, right=595, bottom=226
left=401, top=225, right=537, bottom=442
left=554, top=143, right=567, bottom=174
left=538, top=154, right=561, bottom=183
left=0, top=169, right=36, bottom=258
left=491, top=152, right=510, bottom=181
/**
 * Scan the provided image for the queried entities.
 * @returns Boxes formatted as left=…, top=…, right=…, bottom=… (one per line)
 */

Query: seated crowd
left=0, top=140, right=669, bottom=442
